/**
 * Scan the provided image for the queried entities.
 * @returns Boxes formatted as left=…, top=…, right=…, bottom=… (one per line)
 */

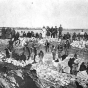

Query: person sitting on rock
left=5, top=48, right=10, bottom=58
left=79, top=62, right=87, bottom=71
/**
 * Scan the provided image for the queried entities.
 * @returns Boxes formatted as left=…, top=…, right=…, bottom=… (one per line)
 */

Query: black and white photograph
left=0, top=0, right=88, bottom=88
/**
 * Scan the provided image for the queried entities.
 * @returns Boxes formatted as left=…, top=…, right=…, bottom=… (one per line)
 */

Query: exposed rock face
left=0, top=66, right=39, bottom=88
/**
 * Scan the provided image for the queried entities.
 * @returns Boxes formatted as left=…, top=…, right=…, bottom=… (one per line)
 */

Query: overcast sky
left=0, top=0, right=88, bottom=29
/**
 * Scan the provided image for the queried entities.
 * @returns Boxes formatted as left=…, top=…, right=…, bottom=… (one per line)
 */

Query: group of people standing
left=43, top=24, right=63, bottom=38
left=72, top=30, right=88, bottom=40
left=45, top=39, right=70, bottom=61
left=1, top=24, right=63, bottom=40
left=5, top=38, right=44, bottom=64
left=44, top=39, right=88, bottom=78
left=20, top=31, right=42, bottom=39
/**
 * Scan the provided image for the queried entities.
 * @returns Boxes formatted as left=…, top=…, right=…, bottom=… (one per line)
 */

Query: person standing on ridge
left=42, top=26, right=47, bottom=38
left=55, top=26, right=58, bottom=38
left=58, top=24, right=63, bottom=38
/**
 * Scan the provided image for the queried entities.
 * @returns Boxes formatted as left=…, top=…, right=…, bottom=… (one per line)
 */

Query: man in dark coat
left=72, top=32, right=77, bottom=40
left=46, top=26, right=51, bottom=37
left=68, top=54, right=77, bottom=74
left=23, top=32, right=26, bottom=37
left=8, top=39, right=13, bottom=52
left=27, top=32, right=30, bottom=37
left=5, top=48, right=10, bottom=58
left=58, top=24, right=63, bottom=38
left=51, top=27, right=54, bottom=38
left=45, top=40, right=50, bottom=52
left=68, top=57, right=75, bottom=74
left=15, top=32, right=20, bottom=40
left=55, top=26, right=58, bottom=38
left=23, top=43, right=31, bottom=60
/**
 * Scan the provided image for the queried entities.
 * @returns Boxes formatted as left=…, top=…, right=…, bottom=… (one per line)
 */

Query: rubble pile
left=71, top=40, right=86, bottom=49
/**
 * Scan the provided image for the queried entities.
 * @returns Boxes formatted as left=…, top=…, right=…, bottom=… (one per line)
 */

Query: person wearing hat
left=58, top=24, right=63, bottom=38
left=68, top=53, right=78, bottom=74
left=64, top=40, right=70, bottom=56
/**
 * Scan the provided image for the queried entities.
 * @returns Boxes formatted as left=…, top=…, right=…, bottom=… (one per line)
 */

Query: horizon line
left=0, top=27, right=88, bottom=30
